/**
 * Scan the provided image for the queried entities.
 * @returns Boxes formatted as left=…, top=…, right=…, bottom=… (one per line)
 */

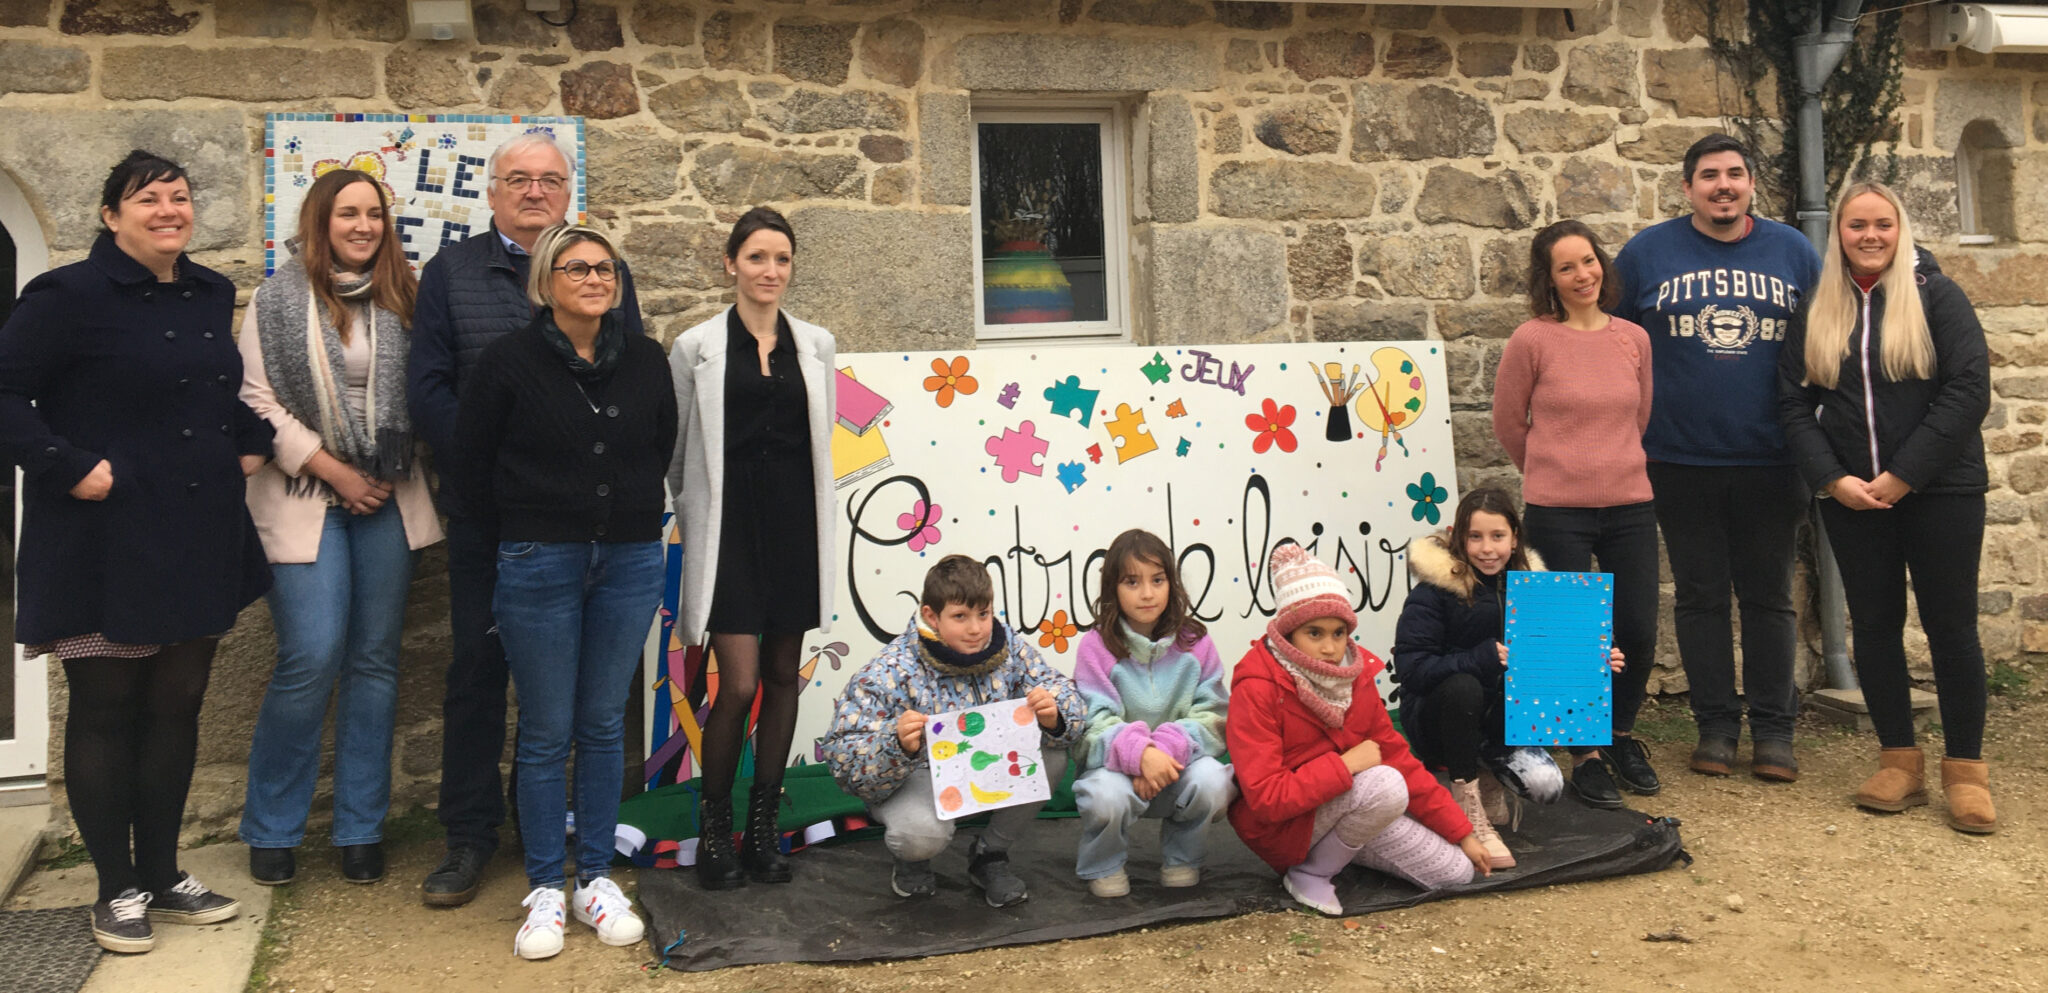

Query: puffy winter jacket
left=1389, top=531, right=1545, bottom=767
left=822, top=618, right=1087, bottom=807
left=1777, top=248, right=1990, bottom=497
left=1224, top=639, right=1471, bottom=873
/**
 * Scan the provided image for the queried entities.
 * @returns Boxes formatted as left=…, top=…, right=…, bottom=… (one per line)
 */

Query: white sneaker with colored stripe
left=572, top=877, right=645, bottom=947
left=514, top=886, right=566, bottom=961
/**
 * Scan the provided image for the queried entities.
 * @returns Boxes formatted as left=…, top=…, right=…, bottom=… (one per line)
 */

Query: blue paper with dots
left=1503, top=571, right=1613, bottom=747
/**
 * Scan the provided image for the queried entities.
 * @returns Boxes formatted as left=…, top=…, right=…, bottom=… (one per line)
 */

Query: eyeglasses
left=552, top=260, right=619, bottom=282
left=495, top=174, right=568, bottom=194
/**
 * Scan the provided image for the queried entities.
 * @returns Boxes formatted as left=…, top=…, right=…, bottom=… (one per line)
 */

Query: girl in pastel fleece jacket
left=1072, top=529, right=1235, bottom=898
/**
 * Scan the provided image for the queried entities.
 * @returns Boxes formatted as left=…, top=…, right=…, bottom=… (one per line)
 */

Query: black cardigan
left=1777, top=249, right=1990, bottom=497
left=453, top=312, right=677, bottom=543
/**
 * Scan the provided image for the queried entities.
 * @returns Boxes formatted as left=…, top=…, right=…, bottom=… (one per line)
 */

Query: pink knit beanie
left=1269, top=542, right=1357, bottom=637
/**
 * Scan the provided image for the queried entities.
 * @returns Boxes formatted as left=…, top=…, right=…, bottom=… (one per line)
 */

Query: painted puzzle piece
left=998, top=382, right=1021, bottom=409
left=1086, top=443, right=1104, bottom=464
left=1042, top=375, right=1098, bottom=428
left=1056, top=461, right=1087, bottom=493
left=1176, top=437, right=1191, bottom=457
left=1103, top=404, right=1159, bottom=463
left=1165, top=398, right=1187, bottom=418
left=1141, top=352, right=1172, bottom=385
left=984, top=421, right=1050, bottom=482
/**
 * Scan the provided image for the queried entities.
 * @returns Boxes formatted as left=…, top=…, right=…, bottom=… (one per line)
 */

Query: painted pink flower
left=1245, top=398, right=1299, bottom=454
left=897, top=499, right=943, bottom=552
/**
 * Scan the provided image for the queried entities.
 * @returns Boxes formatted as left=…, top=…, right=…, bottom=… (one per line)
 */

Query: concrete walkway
left=14, top=842, right=269, bottom=993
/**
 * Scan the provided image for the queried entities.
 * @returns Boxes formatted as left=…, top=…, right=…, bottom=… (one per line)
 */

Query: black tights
left=700, top=632, right=805, bottom=800
left=1416, top=672, right=1500, bottom=782
left=62, top=639, right=217, bottom=902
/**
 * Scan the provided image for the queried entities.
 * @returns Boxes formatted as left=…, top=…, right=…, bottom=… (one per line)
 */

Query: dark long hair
left=296, top=169, right=418, bottom=335
left=1091, top=529, right=1205, bottom=660
left=1448, top=487, right=1531, bottom=600
left=1527, top=219, right=1621, bottom=319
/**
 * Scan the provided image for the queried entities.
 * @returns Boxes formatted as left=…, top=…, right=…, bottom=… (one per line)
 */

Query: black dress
left=706, top=309, right=820, bottom=634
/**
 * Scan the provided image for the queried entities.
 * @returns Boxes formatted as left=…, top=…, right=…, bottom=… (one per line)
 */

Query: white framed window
left=970, top=103, right=1131, bottom=343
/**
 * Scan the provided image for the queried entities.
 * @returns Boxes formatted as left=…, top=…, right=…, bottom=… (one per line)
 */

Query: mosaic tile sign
left=643, top=342, right=1459, bottom=789
left=263, top=113, right=585, bottom=276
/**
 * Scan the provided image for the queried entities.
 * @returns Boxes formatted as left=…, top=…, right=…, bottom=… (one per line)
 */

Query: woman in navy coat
left=0, top=151, right=272, bottom=953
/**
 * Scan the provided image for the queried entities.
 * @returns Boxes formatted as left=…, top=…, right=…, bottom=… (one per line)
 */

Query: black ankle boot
left=738, top=783, right=792, bottom=884
left=695, top=795, right=746, bottom=891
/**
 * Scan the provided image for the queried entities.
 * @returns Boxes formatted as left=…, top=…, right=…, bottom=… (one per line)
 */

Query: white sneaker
left=1087, top=869, right=1130, bottom=898
left=571, top=876, right=645, bottom=947
left=514, top=887, right=566, bottom=961
left=1159, top=865, right=1201, bottom=888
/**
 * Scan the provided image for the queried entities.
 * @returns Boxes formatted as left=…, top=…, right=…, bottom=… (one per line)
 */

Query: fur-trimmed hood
left=1407, top=529, right=1545, bottom=601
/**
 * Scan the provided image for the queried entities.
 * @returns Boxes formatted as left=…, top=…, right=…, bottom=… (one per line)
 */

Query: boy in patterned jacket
left=823, top=554, right=1086, bottom=907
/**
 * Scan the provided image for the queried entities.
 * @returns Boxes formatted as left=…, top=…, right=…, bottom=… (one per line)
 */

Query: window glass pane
left=977, top=122, right=1108, bottom=325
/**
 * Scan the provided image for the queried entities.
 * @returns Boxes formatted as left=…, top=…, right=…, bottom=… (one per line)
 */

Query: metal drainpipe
left=1793, top=0, right=1865, bottom=690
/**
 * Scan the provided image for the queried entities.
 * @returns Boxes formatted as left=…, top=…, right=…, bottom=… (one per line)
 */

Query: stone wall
left=0, top=0, right=2043, bottom=841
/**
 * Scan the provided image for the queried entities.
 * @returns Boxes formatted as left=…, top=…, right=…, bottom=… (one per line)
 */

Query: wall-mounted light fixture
left=407, top=0, right=475, bottom=42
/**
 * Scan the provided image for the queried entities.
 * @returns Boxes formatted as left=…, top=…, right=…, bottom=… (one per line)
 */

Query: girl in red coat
left=1227, top=542, right=1489, bottom=914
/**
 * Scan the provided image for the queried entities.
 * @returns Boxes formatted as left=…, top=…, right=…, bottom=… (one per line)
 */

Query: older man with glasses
left=406, top=132, right=646, bottom=907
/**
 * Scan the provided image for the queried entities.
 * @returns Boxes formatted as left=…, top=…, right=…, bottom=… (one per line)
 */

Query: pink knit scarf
left=1264, top=620, right=1363, bottom=729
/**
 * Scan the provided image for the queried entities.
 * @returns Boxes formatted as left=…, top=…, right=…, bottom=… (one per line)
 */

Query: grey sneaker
left=148, top=873, right=241, bottom=925
left=92, top=889, right=154, bottom=953
left=967, top=838, right=1028, bottom=908
left=890, top=858, right=936, bottom=898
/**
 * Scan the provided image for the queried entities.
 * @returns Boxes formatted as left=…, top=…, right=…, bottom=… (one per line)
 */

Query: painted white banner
left=645, top=340, right=1458, bottom=787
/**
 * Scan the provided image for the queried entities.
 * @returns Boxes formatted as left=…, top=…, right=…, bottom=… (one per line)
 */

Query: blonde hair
left=526, top=223, right=623, bottom=312
left=1801, top=182, right=1934, bottom=389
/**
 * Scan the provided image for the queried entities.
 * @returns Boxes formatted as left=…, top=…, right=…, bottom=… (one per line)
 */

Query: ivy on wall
left=1701, top=0, right=1910, bottom=220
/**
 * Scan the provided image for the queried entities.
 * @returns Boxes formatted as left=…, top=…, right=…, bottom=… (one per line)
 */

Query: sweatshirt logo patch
left=1695, top=303, right=1760, bottom=351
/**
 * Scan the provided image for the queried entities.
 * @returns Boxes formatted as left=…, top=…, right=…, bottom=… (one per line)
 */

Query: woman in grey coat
left=668, top=206, right=836, bottom=890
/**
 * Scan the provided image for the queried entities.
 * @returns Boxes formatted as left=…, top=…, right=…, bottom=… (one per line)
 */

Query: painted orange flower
left=923, top=356, right=980, bottom=408
left=1036, top=609, right=1078, bottom=653
left=1245, top=398, right=1299, bottom=454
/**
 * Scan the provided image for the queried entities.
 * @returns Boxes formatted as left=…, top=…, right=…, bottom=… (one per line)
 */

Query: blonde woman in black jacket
left=1777, top=181, right=1993, bottom=834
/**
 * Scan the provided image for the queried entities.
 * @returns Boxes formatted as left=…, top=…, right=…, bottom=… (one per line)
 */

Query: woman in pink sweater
left=1490, top=219, right=1659, bottom=810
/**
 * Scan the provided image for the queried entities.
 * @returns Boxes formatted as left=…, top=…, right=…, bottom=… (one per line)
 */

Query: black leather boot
left=695, top=794, right=746, bottom=891
left=738, top=783, right=792, bottom=884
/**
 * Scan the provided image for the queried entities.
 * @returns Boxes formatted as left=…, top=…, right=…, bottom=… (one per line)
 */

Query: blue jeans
left=493, top=540, right=664, bottom=889
left=240, top=504, right=416, bottom=848
left=1072, top=757, right=1236, bottom=879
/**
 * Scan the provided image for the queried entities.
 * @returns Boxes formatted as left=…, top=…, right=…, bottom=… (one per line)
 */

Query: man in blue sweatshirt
left=1613, top=134, right=1820, bottom=787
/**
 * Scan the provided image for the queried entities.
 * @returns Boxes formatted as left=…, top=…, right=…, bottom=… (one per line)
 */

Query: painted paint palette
left=926, top=697, right=1051, bottom=821
left=1503, top=571, right=1614, bottom=747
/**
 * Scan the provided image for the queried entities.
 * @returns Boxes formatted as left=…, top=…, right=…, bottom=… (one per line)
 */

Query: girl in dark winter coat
left=1778, top=181, right=1994, bottom=834
left=1392, top=488, right=1628, bottom=869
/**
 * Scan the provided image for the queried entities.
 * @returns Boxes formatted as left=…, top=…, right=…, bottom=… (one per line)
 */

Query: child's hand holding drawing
left=896, top=709, right=927, bottom=756
left=1497, top=641, right=1626, bottom=673
left=1025, top=686, right=1060, bottom=730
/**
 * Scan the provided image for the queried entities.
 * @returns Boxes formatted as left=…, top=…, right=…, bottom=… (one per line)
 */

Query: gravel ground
left=251, top=693, right=2045, bottom=993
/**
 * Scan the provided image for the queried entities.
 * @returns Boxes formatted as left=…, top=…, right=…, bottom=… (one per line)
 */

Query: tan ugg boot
left=1940, top=758, right=1997, bottom=835
left=1853, top=747, right=1926, bottom=813
left=1451, top=779, right=1514, bottom=869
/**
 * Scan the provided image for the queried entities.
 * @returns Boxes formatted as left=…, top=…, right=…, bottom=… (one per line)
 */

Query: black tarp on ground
left=637, top=799, right=1684, bottom=971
